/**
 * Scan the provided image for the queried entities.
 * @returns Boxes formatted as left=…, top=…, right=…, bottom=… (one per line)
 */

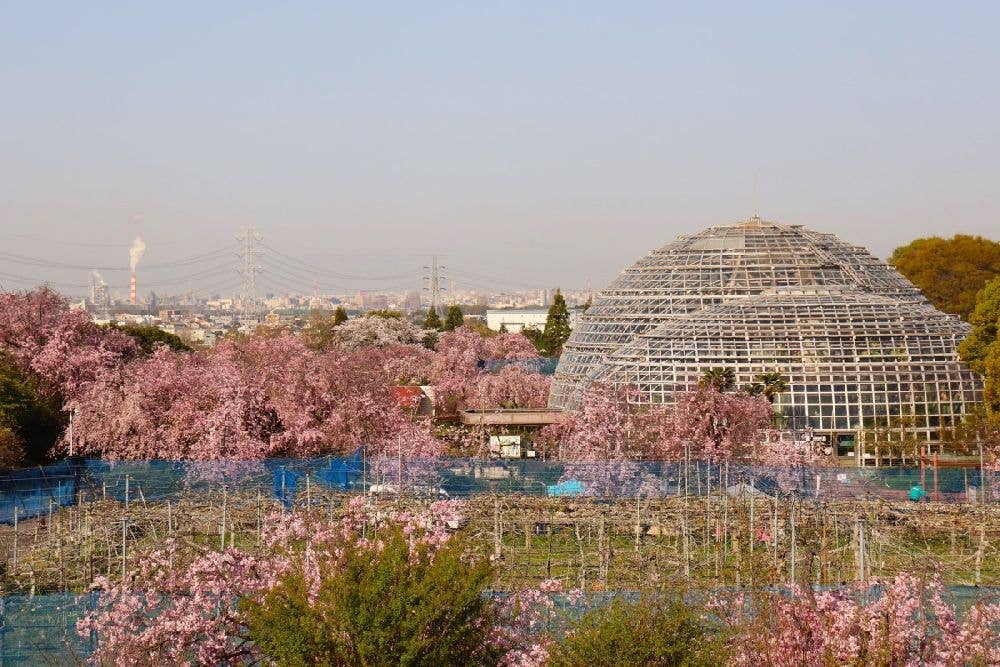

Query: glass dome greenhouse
left=549, top=217, right=982, bottom=443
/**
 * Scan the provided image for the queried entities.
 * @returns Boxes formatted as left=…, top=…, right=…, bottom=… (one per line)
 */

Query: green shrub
left=548, top=595, right=726, bottom=667
left=243, top=528, right=499, bottom=666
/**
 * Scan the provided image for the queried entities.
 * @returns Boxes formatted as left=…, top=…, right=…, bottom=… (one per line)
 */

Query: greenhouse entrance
left=836, top=434, right=856, bottom=458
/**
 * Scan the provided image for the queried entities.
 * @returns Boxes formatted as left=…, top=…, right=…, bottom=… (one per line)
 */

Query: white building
left=486, top=308, right=579, bottom=334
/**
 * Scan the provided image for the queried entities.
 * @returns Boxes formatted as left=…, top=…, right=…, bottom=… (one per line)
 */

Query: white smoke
left=90, top=270, right=107, bottom=286
left=129, top=236, right=146, bottom=271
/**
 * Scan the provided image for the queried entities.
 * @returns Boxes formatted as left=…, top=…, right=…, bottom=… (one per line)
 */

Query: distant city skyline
left=2, top=3, right=999, bottom=293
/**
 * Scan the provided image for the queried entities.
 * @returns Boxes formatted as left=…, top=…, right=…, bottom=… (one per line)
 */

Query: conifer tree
left=443, top=305, right=465, bottom=331
left=542, top=290, right=572, bottom=355
left=423, top=307, right=443, bottom=331
left=332, top=306, right=348, bottom=326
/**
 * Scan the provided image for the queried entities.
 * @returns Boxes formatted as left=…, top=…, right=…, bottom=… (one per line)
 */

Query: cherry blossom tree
left=430, top=326, right=545, bottom=412
left=0, top=287, right=139, bottom=399
left=465, top=365, right=551, bottom=410
left=323, top=315, right=433, bottom=350
left=68, top=336, right=441, bottom=461
left=715, top=572, right=1000, bottom=666
left=654, top=386, right=775, bottom=463
left=538, top=383, right=661, bottom=461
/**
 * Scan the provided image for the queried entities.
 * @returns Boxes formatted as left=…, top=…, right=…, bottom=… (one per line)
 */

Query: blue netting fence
left=2, top=454, right=997, bottom=524
left=3, top=586, right=999, bottom=665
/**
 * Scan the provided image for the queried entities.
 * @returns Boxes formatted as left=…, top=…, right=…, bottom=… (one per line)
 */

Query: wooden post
left=634, top=491, right=641, bottom=552
left=493, top=496, right=502, bottom=560
left=121, top=518, right=127, bottom=581
left=856, top=517, right=866, bottom=582
left=256, top=488, right=262, bottom=545
left=975, top=521, right=986, bottom=586
left=220, top=487, right=228, bottom=551
left=980, top=441, right=987, bottom=504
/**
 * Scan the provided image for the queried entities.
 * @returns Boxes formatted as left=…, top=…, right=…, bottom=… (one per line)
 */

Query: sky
left=1, top=2, right=998, bottom=297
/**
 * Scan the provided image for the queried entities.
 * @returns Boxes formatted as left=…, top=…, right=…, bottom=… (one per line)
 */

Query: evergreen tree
left=520, top=326, right=546, bottom=354
left=423, top=307, right=443, bottom=331
left=443, top=305, right=465, bottom=331
left=542, top=290, right=572, bottom=355
left=498, top=323, right=508, bottom=334
left=332, top=306, right=348, bottom=326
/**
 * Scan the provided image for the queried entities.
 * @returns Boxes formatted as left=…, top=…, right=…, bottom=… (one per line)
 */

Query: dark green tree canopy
left=520, top=325, right=546, bottom=354
left=0, top=358, right=63, bottom=466
left=745, top=372, right=788, bottom=402
left=889, top=234, right=1000, bottom=319
left=549, top=595, right=726, bottom=667
left=542, top=290, right=572, bottom=356
left=443, top=305, right=465, bottom=331
left=243, top=528, right=497, bottom=667
left=364, top=309, right=403, bottom=320
left=959, top=275, right=1000, bottom=422
left=423, top=307, right=443, bottom=331
left=106, top=323, right=191, bottom=354
left=699, top=367, right=736, bottom=392
left=332, top=306, right=348, bottom=326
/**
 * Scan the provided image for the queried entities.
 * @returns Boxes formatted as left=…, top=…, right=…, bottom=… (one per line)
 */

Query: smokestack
left=128, top=237, right=146, bottom=306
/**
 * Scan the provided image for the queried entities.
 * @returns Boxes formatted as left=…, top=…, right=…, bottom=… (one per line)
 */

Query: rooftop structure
left=550, top=217, right=983, bottom=445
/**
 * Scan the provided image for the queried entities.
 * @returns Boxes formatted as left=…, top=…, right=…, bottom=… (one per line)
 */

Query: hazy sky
left=2, top=2, right=998, bottom=296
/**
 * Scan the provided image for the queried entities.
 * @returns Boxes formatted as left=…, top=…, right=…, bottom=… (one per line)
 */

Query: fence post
left=220, top=487, right=228, bottom=551
left=856, top=517, right=867, bottom=582
left=12, top=506, right=18, bottom=575
left=634, top=490, right=641, bottom=552
left=789, top=499, right=796, bottom=585
left=493, top=495, right=501, bottom=560
left=121, top=518, right=127, bottom=582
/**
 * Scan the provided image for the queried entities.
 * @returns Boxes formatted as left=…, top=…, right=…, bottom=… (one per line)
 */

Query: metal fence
left=0, top=592, right=97, bottom=666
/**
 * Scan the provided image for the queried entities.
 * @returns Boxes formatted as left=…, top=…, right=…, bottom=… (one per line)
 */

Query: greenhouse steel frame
left=550, top=217, right=983, bottom=444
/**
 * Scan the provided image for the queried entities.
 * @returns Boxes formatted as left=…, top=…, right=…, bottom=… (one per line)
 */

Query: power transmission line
left=422, top=256, right=445, bottom=314
left=236, top=227, right=262, bottom=322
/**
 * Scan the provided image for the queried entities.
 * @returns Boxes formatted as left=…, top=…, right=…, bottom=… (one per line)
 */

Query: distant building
left=357, top=291, right=389, bottom=311
left=486, top=308, right=579, bottom=334
left=403, top=291, right=423, bottom=312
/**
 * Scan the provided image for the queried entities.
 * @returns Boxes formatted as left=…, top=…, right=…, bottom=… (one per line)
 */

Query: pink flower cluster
left=491, top=578, right=587, bottom=667
left=716, top=573, right=1000, bottom=666
left=430, top=327, right=548, bottom=413
left=540, top=382, right=779, bottom=465
left=67, top=336, right=442, bottom=461
left=0, top=287, right=139, bottom=400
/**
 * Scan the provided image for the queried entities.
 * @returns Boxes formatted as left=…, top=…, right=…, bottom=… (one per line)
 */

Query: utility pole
left=422, top=255, right=446, bottom=315
left=237, top=226, right=263, bottom=324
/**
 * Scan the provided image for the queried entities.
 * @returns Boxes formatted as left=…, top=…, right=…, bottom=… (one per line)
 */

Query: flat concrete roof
left=459, top=408, right=564, bottom=426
